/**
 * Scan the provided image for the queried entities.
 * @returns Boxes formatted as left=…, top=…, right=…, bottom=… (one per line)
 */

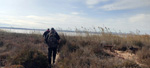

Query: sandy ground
left=115, top=50, right=135, bottom=60
left=104, top=49, right=148, bottom=67
left=114, top=50, right=148, bottom=67
left=55, top=53, right=60, bottom=64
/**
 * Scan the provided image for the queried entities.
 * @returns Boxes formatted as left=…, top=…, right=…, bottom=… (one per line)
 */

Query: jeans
left=48, top=47, right=57, bottom=65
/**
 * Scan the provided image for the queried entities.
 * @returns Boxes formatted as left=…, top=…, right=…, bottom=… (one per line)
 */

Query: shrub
left=115, top=60, right=141, bottom=68
left=67, top=42, right=79, bottom=52
left=93, top=46, right=114, bottom=58
left=137, top=46, right=150, bottom=67
left=115, top=45, right=127, bottom=51
left=0, top=54, right=9, bottom=66
left=0, top=41, right=4, bottom=47
left=11, top=49, right=48, bottom=68
left=5, top=65, right=24, bottom=68
left=133, top=40, right=144, bottom=48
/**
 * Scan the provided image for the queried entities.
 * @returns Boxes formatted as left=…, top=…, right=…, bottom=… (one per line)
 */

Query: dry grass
left=137, top=46, right=150, bottom=67
left=56, top=33, right=143, bottom=68
left=0, top=30, right=48, bottom=68
left=0, top=29, right=150, bottom=68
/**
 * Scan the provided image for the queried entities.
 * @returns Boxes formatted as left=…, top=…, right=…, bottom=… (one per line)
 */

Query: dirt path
left=115, top=50, right=148, bottom=67
left=55, top=53, right=60, bottom=64
left=104, top=50, right=148, bottom=67
left=115, top=50, right=135, bottom=60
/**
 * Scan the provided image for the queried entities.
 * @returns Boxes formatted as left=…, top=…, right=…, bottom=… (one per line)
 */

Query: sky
left=0, top=0, right=150, bottom=34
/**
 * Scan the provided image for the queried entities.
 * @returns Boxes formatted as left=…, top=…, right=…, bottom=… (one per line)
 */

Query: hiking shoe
left=48, top=64, right=51, bottom=68
left=53, top=60, right=55, bottom=64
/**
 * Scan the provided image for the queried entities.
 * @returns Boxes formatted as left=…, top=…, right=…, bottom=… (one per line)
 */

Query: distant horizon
left=0, top=26, right=147, bottom=35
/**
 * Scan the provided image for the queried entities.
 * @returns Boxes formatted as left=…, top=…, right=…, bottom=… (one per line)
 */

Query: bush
left=5, top=65, right=24, bottom=68
left=0, top=54, right=9, bottom=66
left=67, top=42, right=79, bottom=52
left=11, top=49, right=48, bottom=68
left=137, top=46, right=150, bottom=67
left=133, top=40, right=144, bottom=48
left=115, top=45, right=127, bottom=51
left=93, top=46, right=114, bottom=58
left=0, top=41, right=4, bottom=47
left=119, top=61, right=141, bottom=68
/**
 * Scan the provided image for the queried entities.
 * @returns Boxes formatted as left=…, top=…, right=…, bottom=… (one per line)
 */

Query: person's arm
left=55, top=32, right=60, bottom=43
left=55, top=32, right=60, bottom=53
left=43, top=32, right=46, bottom=37
left=56, top=32, right=60, bottom=40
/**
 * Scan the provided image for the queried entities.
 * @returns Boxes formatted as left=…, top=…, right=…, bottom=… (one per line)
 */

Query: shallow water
left=0, top=28, right=86, bottom=36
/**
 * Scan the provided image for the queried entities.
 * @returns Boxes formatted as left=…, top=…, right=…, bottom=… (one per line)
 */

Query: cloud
left=0, top=16, right=42, bottom=28
left=71, top=12, right=79, bottom=15
left=100, top=0, right=150, bottom=11
left=129, top=14, right=150, bottom=23
left=0, top=14, right=101, bottom=29
left=0, top=13, right=150, bottom=34
left=128, top=14, right=150, bottom=33
left=85, top=0, right=109, bottom=8
left=102, top=13, right=150, bottom=34
left=86, top=0, right=107, bottom=5
left=128, top=14, right=150, bottom=31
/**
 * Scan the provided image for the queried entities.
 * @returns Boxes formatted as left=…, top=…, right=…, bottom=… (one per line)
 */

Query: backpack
left=47, top=31, right=58, bottom=48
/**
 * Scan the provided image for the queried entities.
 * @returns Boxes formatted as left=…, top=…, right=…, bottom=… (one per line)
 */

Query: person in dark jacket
left=46, top=28, right=60, bottom=68
left=43, top=28, right=50, bottom=44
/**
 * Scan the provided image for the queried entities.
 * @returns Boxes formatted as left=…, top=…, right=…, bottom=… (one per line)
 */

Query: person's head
left=47, top=28, right=50, bottom=31
left=51, top=28, right=55, bottom=30
left=51, top=28, right=55, bottom=33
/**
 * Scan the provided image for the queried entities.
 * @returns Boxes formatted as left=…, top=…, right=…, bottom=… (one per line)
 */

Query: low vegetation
left=0, top=29, right=150, bottom=68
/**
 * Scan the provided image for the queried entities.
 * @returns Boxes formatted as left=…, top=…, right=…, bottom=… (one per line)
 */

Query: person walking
left=43, top=28, right=50, bottom=44
left=46, top=28, right=60, bottom=68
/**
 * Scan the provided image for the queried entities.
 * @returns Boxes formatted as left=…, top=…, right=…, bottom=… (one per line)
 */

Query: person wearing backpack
left=43, top=28, right=50, bottom=44
left=47, top=28, right=60, bottom=68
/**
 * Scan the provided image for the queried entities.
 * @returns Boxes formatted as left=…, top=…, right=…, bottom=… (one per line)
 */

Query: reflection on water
left=1, top=29, right=43, bottom=34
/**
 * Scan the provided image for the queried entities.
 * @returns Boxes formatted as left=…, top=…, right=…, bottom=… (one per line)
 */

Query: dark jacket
left=43, top=30, right=50, bottom=38
left=45, top=30, right=60, bottom=45
left=43, top=30, right=50, bottom=44
left=55, top=32, right=60, bottom=41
